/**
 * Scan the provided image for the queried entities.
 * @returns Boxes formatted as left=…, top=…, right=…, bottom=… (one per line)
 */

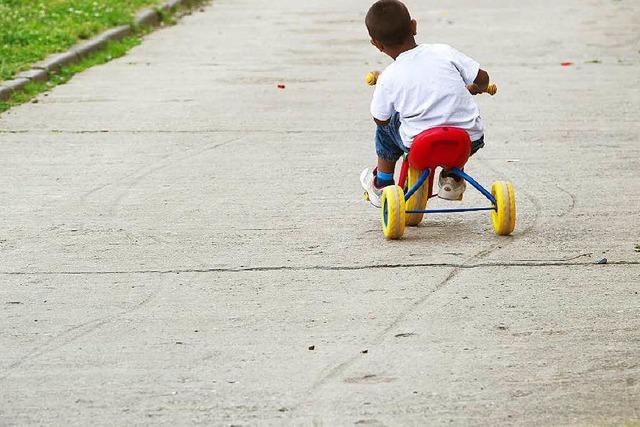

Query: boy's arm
left=466, top=69, right=490, bottom=95
left=370, top=73, right=394, bottom=126
left=442, top=45, right=489, bottom=95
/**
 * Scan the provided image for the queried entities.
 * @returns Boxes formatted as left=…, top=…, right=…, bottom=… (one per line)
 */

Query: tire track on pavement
left=0, top=288, right=159, bottom=380
left=88, top=135, right=243, bottom=217
left=0, top=137, right=246, bottom=378
left=0, top=136, right=244, bottom=274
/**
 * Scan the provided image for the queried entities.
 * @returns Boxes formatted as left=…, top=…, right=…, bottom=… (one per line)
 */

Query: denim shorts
left=375, top=112, right=485, bottom=162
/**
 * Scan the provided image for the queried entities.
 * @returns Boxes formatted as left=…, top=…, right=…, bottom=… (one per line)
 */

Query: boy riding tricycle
left=361, top=0, right=515, bottom=239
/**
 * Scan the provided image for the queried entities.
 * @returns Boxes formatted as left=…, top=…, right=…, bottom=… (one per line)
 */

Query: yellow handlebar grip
left=365, top=71, right=379, bottom=86
left=486, top=83, right=497, bottom=96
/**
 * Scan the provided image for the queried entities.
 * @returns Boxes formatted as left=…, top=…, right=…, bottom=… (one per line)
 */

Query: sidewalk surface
left=1, top=0, right=639, bottom=424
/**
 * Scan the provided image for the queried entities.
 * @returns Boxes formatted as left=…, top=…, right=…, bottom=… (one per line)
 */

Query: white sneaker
left=438, top=173, right=466, bottom=201
left=360, top=167, right=383, bottom=208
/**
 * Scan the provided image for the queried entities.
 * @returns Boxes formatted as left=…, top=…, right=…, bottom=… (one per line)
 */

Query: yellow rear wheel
left=491, top=181, right=516, bottom=235
left=381, top=186, right=406, bottom=239
left=405, top=167, right=430, bottom=226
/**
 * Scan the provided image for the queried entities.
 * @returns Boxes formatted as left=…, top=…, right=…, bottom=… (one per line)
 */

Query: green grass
left=0, top=0, right=162, bottom=81
left=0, top=36, right=141, bottom=113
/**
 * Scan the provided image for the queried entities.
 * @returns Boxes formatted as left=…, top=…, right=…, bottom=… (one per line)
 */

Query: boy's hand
left=467, top=82, right=498, bottom=96
left=469, top=68, right=490, bottom=94
left=466, top=83, right=483, bottom=95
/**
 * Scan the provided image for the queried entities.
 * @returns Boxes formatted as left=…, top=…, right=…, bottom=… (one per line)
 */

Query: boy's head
left=365, top=0, right=416, bottom=52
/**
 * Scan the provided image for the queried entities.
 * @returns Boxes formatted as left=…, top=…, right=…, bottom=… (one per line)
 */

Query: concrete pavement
left=1, top=0, right=639, bottom=424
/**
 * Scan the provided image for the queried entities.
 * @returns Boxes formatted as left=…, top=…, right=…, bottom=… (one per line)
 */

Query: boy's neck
left=386, top=38, right=418, bottom=60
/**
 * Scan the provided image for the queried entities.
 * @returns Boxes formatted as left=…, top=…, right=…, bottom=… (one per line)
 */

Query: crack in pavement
left=0, top=260, right=636, bottom=276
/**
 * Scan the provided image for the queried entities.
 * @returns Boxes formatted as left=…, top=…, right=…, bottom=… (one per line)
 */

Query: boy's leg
left=440, top=135, right=486, bottom=176
left=361, top=113, right=406, bottom=207
left=375, top=159, right=397, bottom=186
left=469, top=135, right=485, bottom=156
left=374, top=112, right=406, bottom=186
left=438, top=135, right=485, bottom=200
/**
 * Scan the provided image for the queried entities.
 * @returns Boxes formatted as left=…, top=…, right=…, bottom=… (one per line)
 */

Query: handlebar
left=365, top=71, right=497, bottom=96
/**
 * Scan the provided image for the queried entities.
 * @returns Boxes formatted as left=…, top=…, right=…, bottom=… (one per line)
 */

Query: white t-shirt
left=370, top=43, right=484, bottom=147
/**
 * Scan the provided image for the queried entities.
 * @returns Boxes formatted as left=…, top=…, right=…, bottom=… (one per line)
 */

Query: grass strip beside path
left=0, top=0, right=162, bottom=81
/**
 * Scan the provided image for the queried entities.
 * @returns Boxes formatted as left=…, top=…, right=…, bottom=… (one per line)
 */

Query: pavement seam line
left=0, top=261, right=636, bottom=276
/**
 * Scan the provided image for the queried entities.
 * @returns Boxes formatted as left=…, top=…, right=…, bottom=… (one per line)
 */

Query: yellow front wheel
left=381, top=186, right=406, bottom=239
left=491, top=181, right=516, bottom=235
left=405, top=167, right=430, bottom=226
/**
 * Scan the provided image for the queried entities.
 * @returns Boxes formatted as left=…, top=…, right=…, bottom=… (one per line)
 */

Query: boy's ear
left=411, top=19, right=417, bottom=36
left=371, top=38, right=384, bottom=52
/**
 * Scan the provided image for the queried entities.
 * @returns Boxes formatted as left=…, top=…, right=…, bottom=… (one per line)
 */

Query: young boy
left=361, top=0, right=490, bottom=207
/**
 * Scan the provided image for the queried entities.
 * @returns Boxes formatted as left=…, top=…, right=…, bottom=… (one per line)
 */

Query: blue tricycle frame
left=403, top=167, right=497, bottom=215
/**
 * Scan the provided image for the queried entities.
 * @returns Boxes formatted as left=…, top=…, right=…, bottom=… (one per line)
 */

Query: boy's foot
left=437, top=172, right=466, bottom=201
left=360, top=167, right=384, bottom=208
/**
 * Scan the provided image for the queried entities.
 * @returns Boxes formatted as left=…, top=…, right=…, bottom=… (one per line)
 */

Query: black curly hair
left=365, top=0, right=412, bottom=46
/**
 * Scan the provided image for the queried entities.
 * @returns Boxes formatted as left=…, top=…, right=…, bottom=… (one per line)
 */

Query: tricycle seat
left=408, top=127, right=471, bottom=170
